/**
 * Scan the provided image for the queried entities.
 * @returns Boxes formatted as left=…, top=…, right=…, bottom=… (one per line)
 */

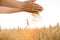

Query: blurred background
left=0, top=0, right=60, bottom=29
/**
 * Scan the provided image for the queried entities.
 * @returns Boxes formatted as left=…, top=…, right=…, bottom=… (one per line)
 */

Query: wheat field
left=0, top=23, right=60, bottom=40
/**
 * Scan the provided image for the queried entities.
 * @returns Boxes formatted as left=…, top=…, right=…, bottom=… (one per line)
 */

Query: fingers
left=32, top=3, right=43, bottom=11
left=0, top=0, right=43, bottom=13
left=22, top=1, right=43, bottom=12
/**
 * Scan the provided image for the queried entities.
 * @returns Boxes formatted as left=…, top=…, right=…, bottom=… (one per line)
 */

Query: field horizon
left=0, top=23, right=60, bottom=40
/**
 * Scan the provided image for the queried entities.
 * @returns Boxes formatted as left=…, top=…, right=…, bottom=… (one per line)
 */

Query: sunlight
left=0, top=12, right=31, bottom=29
left=0, top=0, right=60, bottom=29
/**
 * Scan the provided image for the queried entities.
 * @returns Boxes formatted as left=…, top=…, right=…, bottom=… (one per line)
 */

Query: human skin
left=0, top=0, right=43, bottom=14
left=27, top=0, right=36, bottom=2
left=0, top=6, right=21, bottom=13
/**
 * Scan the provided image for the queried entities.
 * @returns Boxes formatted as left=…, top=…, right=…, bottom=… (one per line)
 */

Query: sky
left=0, top=0, right=60, bottom=29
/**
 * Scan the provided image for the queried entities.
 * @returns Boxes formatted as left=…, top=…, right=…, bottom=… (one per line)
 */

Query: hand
left=0, top=0, right=43, bottom=14
left=22, top=1, right=43, bottom=13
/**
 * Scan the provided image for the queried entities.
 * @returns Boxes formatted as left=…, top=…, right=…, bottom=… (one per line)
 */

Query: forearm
left=0, top=0, right=23, bottom=9
left=0, top=6, right=22, bottom=13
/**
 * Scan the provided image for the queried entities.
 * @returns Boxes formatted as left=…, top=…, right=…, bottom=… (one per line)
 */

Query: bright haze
left=0, top=0, right=60, bottom=29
